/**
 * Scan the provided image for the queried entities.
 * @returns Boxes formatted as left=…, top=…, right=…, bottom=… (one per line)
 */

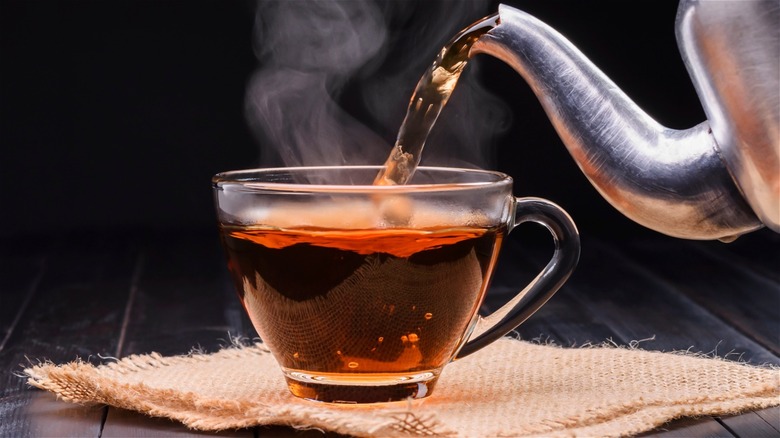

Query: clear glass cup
left=213, top=166, right=580, bottom=403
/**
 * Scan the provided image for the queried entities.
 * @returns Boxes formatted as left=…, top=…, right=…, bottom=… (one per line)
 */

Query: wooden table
left=1, top=227, right=778, bottom=437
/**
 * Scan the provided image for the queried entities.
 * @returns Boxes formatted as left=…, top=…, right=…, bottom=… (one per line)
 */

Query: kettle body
left=677, top=0, right=779, bottom=235
left=471, top=1, right=779, bottom=240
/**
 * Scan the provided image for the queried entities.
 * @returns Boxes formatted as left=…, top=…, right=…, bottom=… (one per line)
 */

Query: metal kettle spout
left=471, top=4, right=772, bottom=240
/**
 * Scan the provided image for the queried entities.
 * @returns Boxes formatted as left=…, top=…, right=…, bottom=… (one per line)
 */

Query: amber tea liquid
left=220, top=220, right=504, bottom=402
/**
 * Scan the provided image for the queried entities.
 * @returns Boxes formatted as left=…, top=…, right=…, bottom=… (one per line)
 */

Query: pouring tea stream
left=373, top=14, right=499, bottom=186
left=378, top=1, right=779, bottom=241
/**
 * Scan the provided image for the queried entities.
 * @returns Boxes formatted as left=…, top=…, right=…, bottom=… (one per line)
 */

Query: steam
left=246, top=0, right=510, bottom=170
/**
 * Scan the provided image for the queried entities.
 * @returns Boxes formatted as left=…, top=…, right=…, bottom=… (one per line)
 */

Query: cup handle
left=455, top=197, right=580, bottom=359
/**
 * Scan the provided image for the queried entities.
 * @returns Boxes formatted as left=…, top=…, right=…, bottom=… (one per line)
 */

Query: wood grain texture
left=627, top=235, right=780, bottom=358
left=638, top=415, right=734, bottom=437
left=719, top=408, right=780, bottom=437
left=100, top=231, right=254, bottom=438
left=103, top=408, right=252, bottom=438
left=0, top=233, right=139, bottom=437
left=0, top=230, right=777, bottom=437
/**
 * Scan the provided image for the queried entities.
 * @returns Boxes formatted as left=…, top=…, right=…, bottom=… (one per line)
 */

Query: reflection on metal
left=471, top=2, right=779, bottom=240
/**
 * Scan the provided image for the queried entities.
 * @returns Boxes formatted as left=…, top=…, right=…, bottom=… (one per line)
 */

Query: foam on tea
left=219, top=201, right=505, bottom=402
left=228, top=198, right=493, bottom=231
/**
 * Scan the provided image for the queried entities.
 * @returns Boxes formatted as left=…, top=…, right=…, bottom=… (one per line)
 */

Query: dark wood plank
left=487, top=280, right=624, bottom=346
left=626, top=236, right=780, bottom=357
left=0, top=232, right=140, bottom=437
left=0, top=243, right=52, bottom=435
left=719, top=408, right=780, bottom=437
left=257, top=426, right=346, bottom=437
left=561, top=237, right=779, bottom=364
left=2, top=392, right=106, bottom=438
left=101, top=231, right=255, bottom=438
left=484, top=230, right=614, bottom=345
left=484, top=236, right=570, bottom=342
left=754, top=407, right=780, bottom=434
left=0, top=250, right=47, bottom=354
left=493, top=234, right=777, bottom=361
left=710, top=229, right=780, bottom=283
left=639, top=415, right=734, bottom=437
left=104, top=408, right=252, bottom=437
left=115, top=231, right=252, bottom=357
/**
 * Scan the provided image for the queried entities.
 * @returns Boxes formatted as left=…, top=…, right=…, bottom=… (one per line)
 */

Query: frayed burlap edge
left=24, top=346, right=454, bottom=437
left=23, top=338, right=780, bottom=438
left=485, top=338, right=780, bottom=437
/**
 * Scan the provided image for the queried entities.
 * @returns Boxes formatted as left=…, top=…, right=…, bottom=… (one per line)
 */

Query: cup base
left=282, top=369, right=440, bottom=403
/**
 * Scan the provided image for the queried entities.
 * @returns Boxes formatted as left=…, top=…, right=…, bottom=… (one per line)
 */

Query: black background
left=1, top=0, right=771, bottom=244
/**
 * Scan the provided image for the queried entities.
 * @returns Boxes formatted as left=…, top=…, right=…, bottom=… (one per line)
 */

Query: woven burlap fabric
left=24, top=338, right=780, bottom=437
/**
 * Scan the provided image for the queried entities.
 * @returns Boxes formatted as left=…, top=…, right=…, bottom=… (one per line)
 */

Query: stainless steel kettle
left=471, top=1, right=779, bottom=240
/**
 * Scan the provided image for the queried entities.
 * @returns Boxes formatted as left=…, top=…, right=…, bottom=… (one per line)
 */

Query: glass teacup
left=213, top=166, right=579, bottom=403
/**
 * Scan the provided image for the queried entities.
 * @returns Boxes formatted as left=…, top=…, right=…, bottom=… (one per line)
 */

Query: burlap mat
left=24, top=337, right=780, bottom=437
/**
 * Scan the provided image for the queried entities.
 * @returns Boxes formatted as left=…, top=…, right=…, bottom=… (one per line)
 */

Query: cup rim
left=213, top=165, right=512, bottom=194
